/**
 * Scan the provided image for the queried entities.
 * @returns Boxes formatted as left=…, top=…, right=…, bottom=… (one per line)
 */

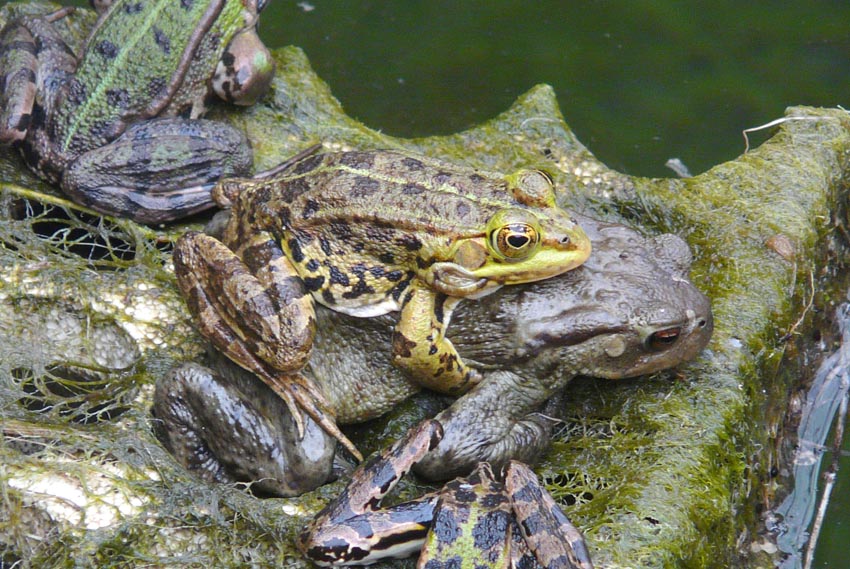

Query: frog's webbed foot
left=393, top=283, right=483, bottom=395
left=173, top=231, right=362, bottom=460
left=61, top=118, right=253, bottom=223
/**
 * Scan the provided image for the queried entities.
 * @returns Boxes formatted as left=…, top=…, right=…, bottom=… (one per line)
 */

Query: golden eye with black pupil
left=486, top=209, right=542, bottom=261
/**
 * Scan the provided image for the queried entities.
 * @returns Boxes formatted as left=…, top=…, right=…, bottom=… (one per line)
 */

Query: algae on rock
left=2, top=5, right=850, bottom=568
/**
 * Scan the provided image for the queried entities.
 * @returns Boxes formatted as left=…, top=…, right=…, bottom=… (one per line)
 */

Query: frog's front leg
left=173, top=230, right=361, bottom=460
left=415, top=370, right=558, bottom=481
left=298, top=420, right=443, bottom=566
left=393, top=282, right=483, bottom=394
left=61, top=117, right=253, bottom=223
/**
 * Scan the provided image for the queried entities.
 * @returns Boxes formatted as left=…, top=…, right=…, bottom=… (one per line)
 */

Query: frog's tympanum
left=171, top=150, right=593, bottom=458
left=0, top=0, right=274, bottom=223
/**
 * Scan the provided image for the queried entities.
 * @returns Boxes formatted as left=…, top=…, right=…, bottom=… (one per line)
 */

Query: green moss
left=2, top=4, right=850, bottom=567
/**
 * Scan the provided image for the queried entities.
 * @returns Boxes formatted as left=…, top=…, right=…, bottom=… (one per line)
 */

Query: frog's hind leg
left=506, top=461, right=594, bottom=569
left=173, top=230, right=361, bottom=460
left=61, top=117, right=253, bottom=223
left=298, top=420, right=443, bottom=566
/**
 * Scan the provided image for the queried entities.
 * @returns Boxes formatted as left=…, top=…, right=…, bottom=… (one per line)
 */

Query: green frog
left=154, top=215, right=712, bottom=495
left=0, top=0, right=274, bottom=223
left=172, top=149, right=593, bottom=458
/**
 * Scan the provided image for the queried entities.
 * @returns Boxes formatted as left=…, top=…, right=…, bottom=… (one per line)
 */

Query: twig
left=742, top=116, right=840, bottom=153
left=803, top=350, right=850, bottom=568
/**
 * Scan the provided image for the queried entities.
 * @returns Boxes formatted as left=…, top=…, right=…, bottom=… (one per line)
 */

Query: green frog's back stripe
left=59, top=0, right=225, bottom=152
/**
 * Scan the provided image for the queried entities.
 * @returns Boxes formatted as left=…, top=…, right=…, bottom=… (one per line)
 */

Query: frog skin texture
left=0, top=0, right=274, bottom=223
left=172, top=149, right=592, bottom=460
left=153, top=214, right=713, bottom=495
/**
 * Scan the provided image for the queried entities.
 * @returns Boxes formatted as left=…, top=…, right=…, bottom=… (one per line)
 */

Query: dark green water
left=6, top=1, right=850, bottom=565
left=261, top=1, right=850, bottom=178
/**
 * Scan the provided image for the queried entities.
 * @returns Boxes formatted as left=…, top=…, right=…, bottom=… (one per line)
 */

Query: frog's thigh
left=153, top=362, right=335, bottom=497
left=174, top=231, right=316, bottom=373
left=61, top=117, right=253, bottom=223
left=392, top=283, right=480, bottom=394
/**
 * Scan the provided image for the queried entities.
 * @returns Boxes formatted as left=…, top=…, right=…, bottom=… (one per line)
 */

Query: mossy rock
left=2, top=4, right=849, bottom=568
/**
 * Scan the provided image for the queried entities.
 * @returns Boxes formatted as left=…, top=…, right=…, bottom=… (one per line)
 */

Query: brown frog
left=154, top=214, right=713, bottom=494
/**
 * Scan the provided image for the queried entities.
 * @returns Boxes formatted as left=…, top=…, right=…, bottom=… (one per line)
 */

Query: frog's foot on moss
left=298, top=419, right=593, bottom=568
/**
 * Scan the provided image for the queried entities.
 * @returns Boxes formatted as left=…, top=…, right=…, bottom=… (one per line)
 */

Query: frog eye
left=647, top=327, right=682, bottom=351
left=486, top=209, right=542, bottom=261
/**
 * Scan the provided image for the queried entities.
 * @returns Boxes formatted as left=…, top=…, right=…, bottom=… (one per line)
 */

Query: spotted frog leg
left=297, top=419, right=593, bottom=568
left=173, top=229, right=362, bottom=461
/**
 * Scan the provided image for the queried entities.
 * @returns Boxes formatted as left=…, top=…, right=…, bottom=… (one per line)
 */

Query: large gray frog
left=0, top=0, right=274, bottom=223
left=153, top=215, right=713, bottom=496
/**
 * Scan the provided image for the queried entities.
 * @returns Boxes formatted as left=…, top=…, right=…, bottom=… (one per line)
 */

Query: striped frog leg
left=506, top=461, right=595, bottom=569
left=298, top=420, right=444, bottom=566
left=173, top=229, right=361, bottom=461
left=299, top=419, right=594, bottom=568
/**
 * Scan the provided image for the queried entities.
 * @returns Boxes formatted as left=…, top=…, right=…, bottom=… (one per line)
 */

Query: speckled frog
left=0, top=0, right=274, bottom=223
left=172, top=149, right=592, bottom=457
left=157, top=215, right=712, bottom=491
left=155, top=215, right=712, bottom=566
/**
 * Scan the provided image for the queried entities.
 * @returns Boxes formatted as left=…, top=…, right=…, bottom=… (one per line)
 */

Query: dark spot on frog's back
left=303, top=275, right=325, bottom=292
left=147, top=77, right=168, bottom=101
left=472, top=510, right=511, bottom=552
left=152, top=27, right=171, bottom=54
left=329, top=221, right=353, bottom=240
left=95, top=40, right=119, bottom=59
left=328, top=265, right=350, bottom=286
left=401, top=156, right=424, bottom=170
left=402, top=183, right=426, bottom=196
left=351, top=176, right=381, bottom=198
left=433, top=171, right=453, bottom=186
left=287, top=238, right=304, bottom=263
left=301, top=199, right=320, bottom=220
left=106, top=88, right=130, bottom=109
left=469, top=173, right=486, bottom=183
left=65, top=79, right=87, bottom=107
left=280, top=177, right=311, bottom=202
left=339, top=152, right=374, bottom=170
left=365, top=224, right=395, bottom=243
left=456, top=201, right=471, bottom=217
left=292, top=153, right=325, bottom=175
left=397, top=234, right=422, bottom=252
